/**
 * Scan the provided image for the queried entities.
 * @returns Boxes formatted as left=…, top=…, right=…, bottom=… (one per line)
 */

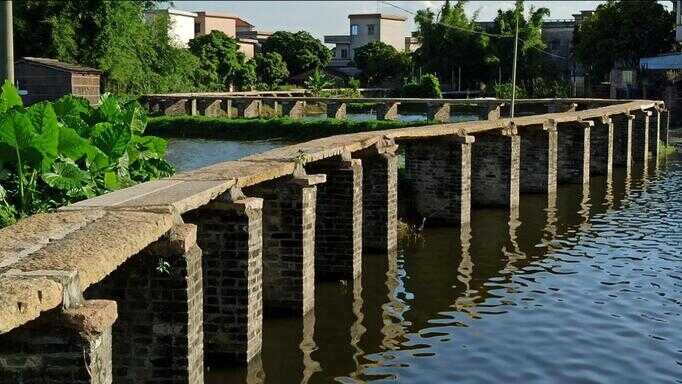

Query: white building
left=149, top=8, right=198, bottom=48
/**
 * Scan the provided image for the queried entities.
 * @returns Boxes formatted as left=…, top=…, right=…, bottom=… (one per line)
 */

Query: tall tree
left=188, top=31, right=256, bottom=91
left=261, top=31, right=331, bottom=76
left=574, top=0, right=675, bottom=82
left=255, top=52, right=289, bottom=88
left=353, top=41, right=411, bottom=86
left=414, top=0, right=494, bottom=89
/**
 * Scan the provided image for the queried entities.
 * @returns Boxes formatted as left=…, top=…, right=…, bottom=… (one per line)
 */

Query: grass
left=147, top=116, right=433, bottom=142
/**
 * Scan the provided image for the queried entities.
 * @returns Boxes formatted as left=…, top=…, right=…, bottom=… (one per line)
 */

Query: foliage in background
left=401, top=74, right=442, bottom=98
left=0, top=81, right=173, bottom=227
left=493, top=82, right=527, bottom=99
left=146, top=115, right=431, bottom=142
left=261, top=31, right=332, bottom=76
left=188, top=31, right=256, bottom=91
left=305, top=70, right=333, bottom=96
left=527, top=78, right=570, bottom=98
left=574, top=0, right=675, bottom=83
left=255, top=52, right=290, bottom=89
left=353, top=41, right=411, bottom=86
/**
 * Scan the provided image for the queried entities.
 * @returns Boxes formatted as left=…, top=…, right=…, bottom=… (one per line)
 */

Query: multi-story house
left=324, top=13, right=409, bottom=71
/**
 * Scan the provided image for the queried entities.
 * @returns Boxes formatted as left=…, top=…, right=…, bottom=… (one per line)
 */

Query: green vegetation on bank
left=147, top=116, right=432, bottom=142
left=0, top=81, right=173, bottom=228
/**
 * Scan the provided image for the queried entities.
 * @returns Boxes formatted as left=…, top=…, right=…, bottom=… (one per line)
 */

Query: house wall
left=238, top=42, right=256, bottom=59
left=349, top=15, right=382, bottom=58
left=379, top=18, right=407, bottom=53
left=197, top=15, right=237, bottom=37
left=168, top=13, right=198, bottom=47
left=71, top=74, right=101, bottom=105
left=15, top=63, right=71, bottom=105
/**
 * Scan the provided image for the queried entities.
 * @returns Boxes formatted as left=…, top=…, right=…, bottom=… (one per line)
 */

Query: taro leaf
left=42, top=159, right=88, bottom=191
left=53, top=95, right=90, bottom=119
left=58, top=125, right=92, bottom=161
left=98, top=93, right=120, bottom=122
left=26, top=102, right=58, bottom=134
left=62, top=115, right=91, bottom=138
left=0, top=80, right=23, bottom=113
left=0, top=183, right=6, bottom=201
left=122, top=102, right=146, bottom=134
left=90, top=123, right=131, bottom=160
left=103, top=171, right=120, bottom=190
left=136, top=135, right=167, bottom=155
left=0, top=112, right=35, bottom=151
left=28, top=104, right=59, bottom=170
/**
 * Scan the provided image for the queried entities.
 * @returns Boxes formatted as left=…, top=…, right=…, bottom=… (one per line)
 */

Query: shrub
left=493, top=82, right=527, bottom=99
left=0, top=81, right=173, bottom=227
left=401, top=74, right=442, bottom=98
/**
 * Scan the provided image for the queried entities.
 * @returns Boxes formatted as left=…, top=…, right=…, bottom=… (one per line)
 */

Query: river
left=166, top=138, right=681, bottom=383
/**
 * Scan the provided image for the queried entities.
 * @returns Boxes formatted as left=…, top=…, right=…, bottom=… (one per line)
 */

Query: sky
left=172, top=1, right=607, bottom=40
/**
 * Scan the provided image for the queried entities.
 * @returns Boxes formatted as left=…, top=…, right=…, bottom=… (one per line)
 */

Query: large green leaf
left=103, top=171, right=120, bottom=190
left=28, top=104, right=59, bottom=170
left=0, top=112, right=35, bottom=150
left=26, top=102, right=58, bottom=134
left=62, top=115, right=91, bottom=138
left=0, top=80, right=23, bottom=113
left=98, top=93, right=120, bottom=122
left=52, top=95, right=90, bottom=119
left=122, top=102, right=146, bottom=134
left=58, top=125, right=92, bottom=161
left=42, top=159, right=88, bottom=191
left=90, top=122, right=132, bottom=160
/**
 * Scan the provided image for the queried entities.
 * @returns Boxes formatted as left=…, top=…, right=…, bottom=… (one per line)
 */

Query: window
left=341, top=48, right=348, bottom=59
left=367, top=24, right=375, bottom=35
left=194, top=22, right=201, bottom=34
left=351, top=24, right=359, bottom=36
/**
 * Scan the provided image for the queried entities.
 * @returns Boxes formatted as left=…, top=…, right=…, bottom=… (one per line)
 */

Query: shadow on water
left=207, top=154, right=682, bottom=383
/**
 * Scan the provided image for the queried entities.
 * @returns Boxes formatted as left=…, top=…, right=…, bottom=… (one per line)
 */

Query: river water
left=165, top=139, right=682, bottom=383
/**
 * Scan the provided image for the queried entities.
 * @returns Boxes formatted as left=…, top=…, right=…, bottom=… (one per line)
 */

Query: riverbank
left=148, top=116, right=432, bottom=141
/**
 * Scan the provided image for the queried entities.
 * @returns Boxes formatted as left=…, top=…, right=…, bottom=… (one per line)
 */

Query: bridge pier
left=632, top=109, right=651, bottom=163
left=183, top=188, right=263, bottom=365
left=305, top=155, right=363, bottom=280
left=426, top=102, right=450, bottom=123
left=403, top=136, right=473, bottom=226
left=234, top=99, right=261, bottom=118
left=353, top=141, right=398, bottom=253
left=282, top=100, right=306, bottom=119
left=612, top=113, right=633, bottom=172
left=480, top=103, right=504, bottom=120
left=650, top=109, right=662, bottom=161
left=471, top=130, right=520, bottom=208
left=377, top=101, right=400, bottom=121
left=519, top=121, right=558, bottom=196
left=327, top=102, right=347, bottom=119
left=0, top=299, right=117, bottom=384
left=589, top=116, right=613, bottom=178
left=244, top=170, right=325, bottom=316
left=547, top=102, right=578, bottom=113
left=557, top=121, right=591, bottom=185
left=197, top=98, right=223, bottom=117
left=84, top=224, right=204, bottom=384
left=161, top=98, right=190, bottom=116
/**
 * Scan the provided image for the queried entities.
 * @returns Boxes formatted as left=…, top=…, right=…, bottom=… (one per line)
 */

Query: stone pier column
left=471, top=128, right=520, bottom=208
left=282, top=100, right=306, bottom=119
left=234, top=99, right=262, bottom=118
left=589, top=116, right=614, bottom=178
left=403, top=135, right=474, bottom=226
left=480, top=103, right=504, bottom=120
left=519, top=120, right=557, bottom=196
left=426, top=102, right=450, bottom=123
left=612, top=113, right=633, bottom=172
left=197, top=98, right=223, bottom=117
left=0, top=295, right=117, bottom=384
left=162, top=98, right=189, bottom=116
left=662, top=107, right=670, bottom=146
left=183, top=187, right=263, bottom=364
left=85, top=224, right=204, bottom=384
left=376, top=101, right=400, bottom=121
left=327, top=102, right=347, bottom=119
left=244, top=169, right=325, bottom=316
left=632, top=109, right=651, bottom=163
left=352, top=140, right=398, bottom=253
left=650, top=108, right=662, bottom=160
left=557, top=120, right=592, bottom=185
left=306, top=153, right=363, bottom=280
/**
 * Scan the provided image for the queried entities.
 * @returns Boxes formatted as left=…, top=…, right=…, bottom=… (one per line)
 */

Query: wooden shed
left=14, top=57, right=102, bottom=105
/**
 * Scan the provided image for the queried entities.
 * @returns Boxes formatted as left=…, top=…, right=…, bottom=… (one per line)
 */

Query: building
left=148, top=8, right=198, bottom=47
left=14, top=57, right=102, bottom=105
left=194, top=11, right=259, bottom=58
left=324, top=13, right=409, bottom=71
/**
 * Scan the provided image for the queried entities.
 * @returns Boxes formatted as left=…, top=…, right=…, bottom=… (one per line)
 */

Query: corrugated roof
left=640, top=53, right=682, bottom=70
left=16, top=57, right=102, bottom=74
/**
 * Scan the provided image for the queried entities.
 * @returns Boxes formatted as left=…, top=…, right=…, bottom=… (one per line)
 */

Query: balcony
left=324, top=35, right=350, bottom=44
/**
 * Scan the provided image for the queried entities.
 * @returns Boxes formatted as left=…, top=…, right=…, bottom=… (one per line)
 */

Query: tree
left=261, top=31, right=331, bottom=76
left=414, top=0, right=495, bottom=89
left=255, top=52, right=290, bottom=88
left=304, top=69, right=332, bottom=96
left=574, top=0, right=675, bottom=82
left=353, top=41, right=410, bottom=86
left=188, top=31, right=255, bottom=91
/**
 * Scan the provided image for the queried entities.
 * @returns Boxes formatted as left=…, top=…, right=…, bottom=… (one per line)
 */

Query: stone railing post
left=281, top=100, right=306, bottom=119
left=589, top=115, right=614, bottom=179
left=234, top=99, right=262, bottom=118
left=519, top=120, right=558, bottom=199
left=305, top=152, right=363, bottom=280
left=183, top=186, right=263, bottom=364
left=472, top=126, right=520, bottom=209
left=557, top=119, right=592, bottom=186
left=352, top=139, right=398, bottom=253
left=403, top=134, right=474, bottom=226
left=376, top=101, right=400, bottom=121
left=327, top=102, right=347, bottom=119
left=426, top=102, right=450, bottom=123
left=0, top=272, right=117, bottom=384
left=632, top=109, right=652, bottom=163
left=244, top=167, right=325, bottom=316
left=651, top=106, right=663, bottom=162
left=84, top=223, right=204, bottom=384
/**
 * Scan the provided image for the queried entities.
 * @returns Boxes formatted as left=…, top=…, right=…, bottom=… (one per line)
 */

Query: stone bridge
left=0, top=99, right=669, bottom=383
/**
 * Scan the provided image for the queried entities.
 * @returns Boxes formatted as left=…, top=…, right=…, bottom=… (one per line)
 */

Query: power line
left=381, top=0, right=569, bottom=61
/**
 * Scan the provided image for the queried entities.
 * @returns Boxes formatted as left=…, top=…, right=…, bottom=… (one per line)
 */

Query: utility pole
left=510, top=8, right=520, bottom=119
left=0, top=0, right=14, bottom=83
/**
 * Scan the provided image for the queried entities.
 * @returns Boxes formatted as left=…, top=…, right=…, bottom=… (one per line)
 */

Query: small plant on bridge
left=0, top=81, right=174, bottom=227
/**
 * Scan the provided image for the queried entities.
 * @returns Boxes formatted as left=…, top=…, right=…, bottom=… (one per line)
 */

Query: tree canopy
left=255, top=52, right=290, bottom=88
left=574, top=0, right=675, bottom=82
left=353, top=41, right=411, bottom=86
left=188, top=31, right=256, bottom=91
left=261, top=31, right=331, bottom=76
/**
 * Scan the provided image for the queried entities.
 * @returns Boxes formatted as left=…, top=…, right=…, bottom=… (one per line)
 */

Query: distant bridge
left=0, top=98, right=668, bottom=383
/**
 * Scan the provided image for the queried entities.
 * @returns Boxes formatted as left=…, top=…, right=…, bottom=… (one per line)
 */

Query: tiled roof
left=16, top=57, right=102, bottom=74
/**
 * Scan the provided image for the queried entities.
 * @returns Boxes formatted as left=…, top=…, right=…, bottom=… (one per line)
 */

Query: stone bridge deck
left=0, top=99, right=668, bottom=383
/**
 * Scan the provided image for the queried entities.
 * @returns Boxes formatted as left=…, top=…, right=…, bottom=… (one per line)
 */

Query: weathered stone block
left=557, top=121, right=591, bottom=185
left=632, top=109, right=651, bottom=162
left=426, top=102, right=450, bottom=123
left=589, top=117, right=613, bottom=177
left=376, top=101, right=400, bottom=121
left=471, top=131, right=520, bottom=208
left=327, top=102, right=347, bottom=119
left=519, top=122, right=557, bottom=196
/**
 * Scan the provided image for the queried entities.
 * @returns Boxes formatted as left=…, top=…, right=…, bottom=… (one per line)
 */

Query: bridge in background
left=0, top=98, right=669, bottom=383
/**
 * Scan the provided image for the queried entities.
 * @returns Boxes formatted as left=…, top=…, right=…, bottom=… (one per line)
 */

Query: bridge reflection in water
left=0, top=99, right=676, bottom=384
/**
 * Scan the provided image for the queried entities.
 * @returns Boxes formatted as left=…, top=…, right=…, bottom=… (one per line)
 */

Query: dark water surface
left=201, top=155, right=682, bottom=383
